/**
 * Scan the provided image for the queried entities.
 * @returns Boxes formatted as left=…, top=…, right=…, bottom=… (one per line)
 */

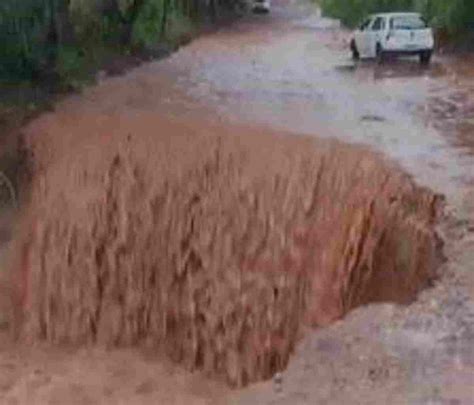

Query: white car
left=252, top=0, right=270, bottom=13
left=350, top=13, right=434, bottom=64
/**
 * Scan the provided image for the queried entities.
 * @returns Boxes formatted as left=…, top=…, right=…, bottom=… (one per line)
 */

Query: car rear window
left=390, top=16, right=427, bottom=30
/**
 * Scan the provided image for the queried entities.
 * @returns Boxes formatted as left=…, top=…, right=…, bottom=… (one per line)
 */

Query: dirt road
left=1, top=1, right=474, bottom=404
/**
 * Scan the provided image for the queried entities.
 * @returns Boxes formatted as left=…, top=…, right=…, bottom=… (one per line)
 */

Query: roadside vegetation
left=0, top=0, right=243, bottom=88
left=319, top=0, right=474, bottom=35
left=0, top=0, right=245, bottom=198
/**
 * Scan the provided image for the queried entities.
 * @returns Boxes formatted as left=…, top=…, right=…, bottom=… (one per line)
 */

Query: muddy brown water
left=13, top=117, right=442, bottom=386
left=1, top=1, right=474, bottom=403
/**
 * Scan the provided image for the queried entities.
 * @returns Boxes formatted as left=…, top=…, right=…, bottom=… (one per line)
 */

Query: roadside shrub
left=0, top=0, right=55, bottom=81
left=0, top=0, right=251, bottom=86
left=319, top=0, right=413, bottom=27
left=320, top=0, right=474, bottom=33
left=165, top=10, right=195, bottom=46
left=55, top=46, right=92, bottom=90
left=131, top=0, right=165, bottom=48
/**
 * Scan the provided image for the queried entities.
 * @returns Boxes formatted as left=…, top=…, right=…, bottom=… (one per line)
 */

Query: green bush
left=0, top=0, right=55, bottom=80
left=55, top=46, right=92, bottom=89
left=131, top=0, right=165, bottom=48
left=0, top=0, right=250, bottom=84
left=165, top=10, right=195, bottom=45
left=320, top=0, right=474, bottom=33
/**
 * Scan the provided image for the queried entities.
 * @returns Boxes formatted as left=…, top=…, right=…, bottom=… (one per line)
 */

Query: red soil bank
left=11, top=115, right=442, bottom=386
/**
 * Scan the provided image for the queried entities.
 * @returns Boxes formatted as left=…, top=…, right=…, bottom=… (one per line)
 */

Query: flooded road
left=2, top=1, right=474, bottom=404
left=52, top=1, right=474, bottom=208
left=162, top=4, right=474, bottom=211
left=156, top=2, right=474, bottom=403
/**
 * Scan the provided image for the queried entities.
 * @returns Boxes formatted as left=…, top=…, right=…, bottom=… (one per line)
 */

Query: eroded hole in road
left=10, top=117, right=443, bottom=388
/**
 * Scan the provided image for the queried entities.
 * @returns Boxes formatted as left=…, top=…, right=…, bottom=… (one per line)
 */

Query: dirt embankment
left=7, top=114, right=442, bottom=387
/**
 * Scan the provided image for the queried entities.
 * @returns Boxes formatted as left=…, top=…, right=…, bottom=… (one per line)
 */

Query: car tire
left=419, top=50, right=432, bottom=65
left=350, top=39, right=360, bottom=60
left=376, top=44, right=385, bottom=64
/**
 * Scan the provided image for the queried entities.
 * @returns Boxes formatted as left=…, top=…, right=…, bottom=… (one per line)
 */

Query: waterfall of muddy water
left=9, top=112, right=443, bottom=387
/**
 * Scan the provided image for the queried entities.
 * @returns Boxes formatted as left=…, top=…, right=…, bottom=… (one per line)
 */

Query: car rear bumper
left=253, top=5, right=270, bottom=11
left=383, top=48, right=432, bottom=56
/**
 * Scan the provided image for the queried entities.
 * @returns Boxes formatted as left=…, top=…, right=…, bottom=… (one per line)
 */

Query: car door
left=354, top=17, right=373, bottom=57
left=367, top=16, right=386, bottom=57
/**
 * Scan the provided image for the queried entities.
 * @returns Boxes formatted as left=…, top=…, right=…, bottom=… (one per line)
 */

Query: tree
left=0, top=0, right=260, bottom=82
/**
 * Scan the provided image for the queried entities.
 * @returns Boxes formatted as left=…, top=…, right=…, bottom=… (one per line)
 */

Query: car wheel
left=419, top=50, right=432, bottom=65
left=350, top=39, right=360, bottom=60
left=376, top=44, right=385, bottom=64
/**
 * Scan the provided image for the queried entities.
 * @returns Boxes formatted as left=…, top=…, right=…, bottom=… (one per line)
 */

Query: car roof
left=369, top=12, right=421, bottom=19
